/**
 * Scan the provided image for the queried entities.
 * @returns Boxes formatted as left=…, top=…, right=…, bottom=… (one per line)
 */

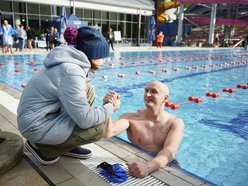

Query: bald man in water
left=103, top=81, right=184, bottom=178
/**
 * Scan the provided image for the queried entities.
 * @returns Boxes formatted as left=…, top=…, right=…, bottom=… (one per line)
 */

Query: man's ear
left=163, top=95, right=168, bottom=102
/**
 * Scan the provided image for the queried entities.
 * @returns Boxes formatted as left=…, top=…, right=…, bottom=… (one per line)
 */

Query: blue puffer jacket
left=17, top=45, right=113, bottom=145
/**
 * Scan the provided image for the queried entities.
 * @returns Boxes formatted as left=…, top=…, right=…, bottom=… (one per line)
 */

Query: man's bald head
left=147, top=81, right=169, bottom=97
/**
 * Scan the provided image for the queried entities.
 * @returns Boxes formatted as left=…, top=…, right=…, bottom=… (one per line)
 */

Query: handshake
left=103, top=92, right=120, bottom=112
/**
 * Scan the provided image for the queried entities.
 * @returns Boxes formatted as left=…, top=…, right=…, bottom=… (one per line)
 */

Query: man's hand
left=127, top=162, right=151, bottom=178
left=103, top=92, right=120, bottom=112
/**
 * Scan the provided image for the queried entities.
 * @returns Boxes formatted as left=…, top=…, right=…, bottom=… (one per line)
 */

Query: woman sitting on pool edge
left=103, top=81, right=185, bottom=178
left=17, top=26, right=120, bottom=165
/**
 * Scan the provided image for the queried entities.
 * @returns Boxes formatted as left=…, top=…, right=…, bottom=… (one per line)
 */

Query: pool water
left=0, top=49, right=248, bottom=186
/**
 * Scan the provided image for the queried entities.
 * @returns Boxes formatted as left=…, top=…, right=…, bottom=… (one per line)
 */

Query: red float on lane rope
left=15, top=62, right=21, bottom=65
left=34, top=68, right=41, bottom=72
left=162, top=69, right=169, bottom=72
left=237, top=84, right=248, bottom=89
left=170, top=104, right=180, bottom=110
left=29, top=61, right=36, bottom=65
left=188, top=96, right=196, bottom=101
left=211, top=93, right=219, bottom=98
left=15, top=69, right=22, bottom=73
left=206, top=92, right=213, bottom=97
left=194, top=98, right=202, bottom=103
left=223, top=88, right=235, bottom=93
left=165, top=102, right=173, bottom=107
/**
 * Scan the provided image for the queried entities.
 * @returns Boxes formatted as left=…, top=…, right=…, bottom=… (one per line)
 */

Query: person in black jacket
left=44, top=26, right=54, bottom=51
left=26, top=26, right=33, bottom=52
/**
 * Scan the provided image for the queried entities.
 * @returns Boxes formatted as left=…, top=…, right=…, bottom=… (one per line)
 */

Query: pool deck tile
left=96, top=140, right=136, bottom=159
left=165, top=167, right=207, bottom=186
left=38, top=162, right=72, bottom=185
left=151, top=169, right=196, bottom=186
left=0, top=158, right=49, bottom=186
left=56, top=177, right=86, bottom=186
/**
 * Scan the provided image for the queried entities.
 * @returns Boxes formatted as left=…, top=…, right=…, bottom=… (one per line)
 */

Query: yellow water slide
left=157, top=0, right=180, bottom=23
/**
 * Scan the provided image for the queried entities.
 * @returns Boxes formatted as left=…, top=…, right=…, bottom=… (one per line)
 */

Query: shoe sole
left=25, top=141, right=59, bottom=165
left=63, top=151, right=92, bottom=159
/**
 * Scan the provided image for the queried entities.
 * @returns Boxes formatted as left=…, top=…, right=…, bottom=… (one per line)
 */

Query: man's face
left=144, top=82, right=168, bottom=108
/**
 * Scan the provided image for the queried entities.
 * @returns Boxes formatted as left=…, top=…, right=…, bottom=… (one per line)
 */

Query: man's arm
left=149, top=118, right=184, bottom=168
left=103, top=115, right=131, bottom=138
left=128, top=118, right=184, bottom=178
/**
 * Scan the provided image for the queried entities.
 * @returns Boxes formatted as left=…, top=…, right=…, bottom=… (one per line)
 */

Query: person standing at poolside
left=0, top=20, right=14, bottom=54
left=17, top=26, right=120, bottom=165
left=18, top=24, right=27, bottom=53
left=106, top=27, right=114, bottom=51
left=26, top=26, right=33, bottom=52
left=104, top=81, right=184, bottom=178
left=156, top=31, right=164, bottom=48
left=44, top=26, right=53, bottom=51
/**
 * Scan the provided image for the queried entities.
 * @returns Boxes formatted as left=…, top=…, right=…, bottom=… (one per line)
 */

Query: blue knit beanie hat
left=76, top=27, right=109, bottom=60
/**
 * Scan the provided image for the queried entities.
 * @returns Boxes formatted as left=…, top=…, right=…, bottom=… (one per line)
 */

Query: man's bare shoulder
left=120, top=111, right=142, bottom=120
left=167, top=115, right=185, bottom=130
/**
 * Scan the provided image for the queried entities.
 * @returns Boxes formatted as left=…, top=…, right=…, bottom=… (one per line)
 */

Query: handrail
left=175, top=0, right=248, bottom=5
left=232, top=38, right=244, bottom=48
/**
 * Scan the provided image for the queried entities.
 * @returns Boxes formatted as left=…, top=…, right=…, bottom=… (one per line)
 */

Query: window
left=110, top=21, right=117, bottom=31
left=40, top=4, right=51, bottom=15
left=84, top=9, right=92, bottom=19
left=102, top=11, right=108, bottom=20
left=41, top=18, right=50, bottom=30
left=0, top=1, right=12, bottom=12
left=76, top=8, right=83, bottom=18
left=119, top=13, right=126, bottom=21
left=13, top=2, right=26, bottom=13
left=27, top=3, right=38, bottom=14
left=101, top=20, right=108, bottom=34
left=132, top=22, right=138, bottom=39
left=28, top=15, right=39, bottom=29
left=126, top=14, right=132, bottom=21
left=120, top=22, right=127, bottom=38
left=126, top=23, right=132, bottom=38
left=93, top=10, right=101, bottom=19
left=66, top=8, right=70, bottom=17
left=140, top=23, right=145, bottom=38
left=15, top=14, right=27, bottom=27
left=110, top=12, right=117, bottom=20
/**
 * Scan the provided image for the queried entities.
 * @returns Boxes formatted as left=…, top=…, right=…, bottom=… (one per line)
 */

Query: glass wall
left=0, top=1, right=150, bottom=44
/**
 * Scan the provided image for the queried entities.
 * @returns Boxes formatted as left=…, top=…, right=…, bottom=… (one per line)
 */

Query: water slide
left=175, top=0, right=248, bottom=27
left=157, top=0, right=180, bottom=23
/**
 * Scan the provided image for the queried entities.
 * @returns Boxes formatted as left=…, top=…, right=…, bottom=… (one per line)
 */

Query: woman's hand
left=103, top=92, right=120, bottom=112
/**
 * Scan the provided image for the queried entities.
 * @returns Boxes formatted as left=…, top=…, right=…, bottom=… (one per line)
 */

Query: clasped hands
left=103, top=92, right=120, bottom=112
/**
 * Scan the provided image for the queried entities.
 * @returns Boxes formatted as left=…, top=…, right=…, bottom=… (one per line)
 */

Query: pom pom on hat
left=64, top=26, right=78, bottom=45
left=76, top=27, right=109, bottom=60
